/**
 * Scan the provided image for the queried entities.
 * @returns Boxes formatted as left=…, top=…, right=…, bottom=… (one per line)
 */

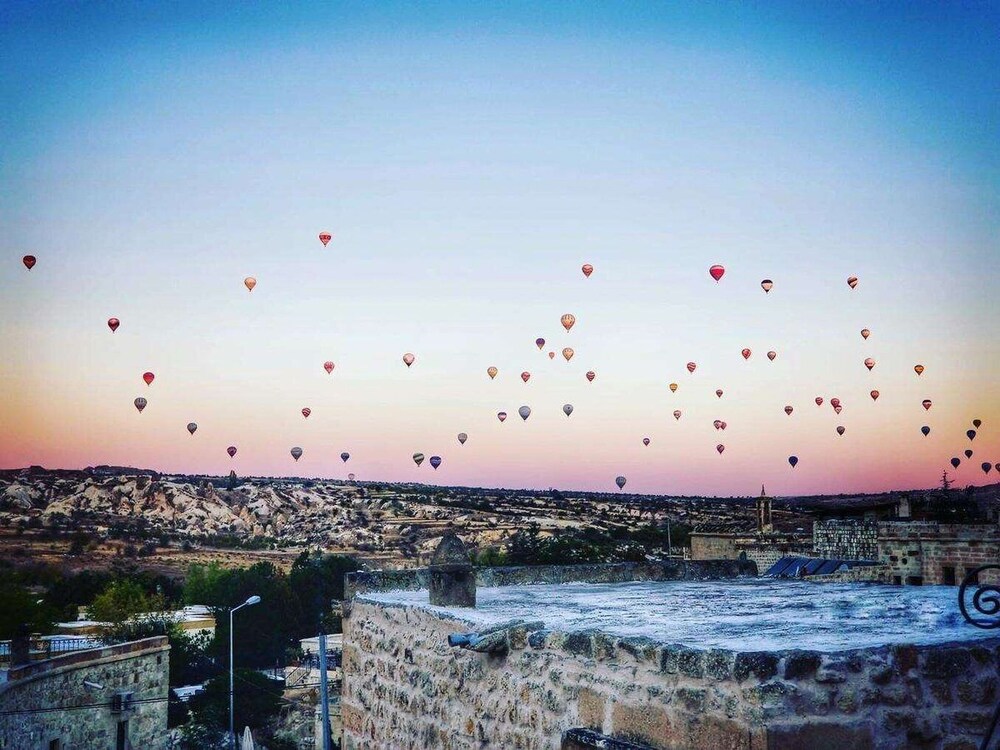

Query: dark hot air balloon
left=861, top=329, right=870, bottom=340
left=521, top=371, right=531, bottom=383
left=134, top=397, right=147, bottom=413
left=429, top=456, right=442, bottom=470
left=973, top=419, right=982, bottom=428
left=108, top=318, right=120, bottom=333
left=847, top=276, right=858, bottom=289
left=815, top=397, right=824, bottom=406
left=716, top=444, right=725, bottom=454
left=228, top=446, right=237, bottom=458
left=870, top=390, right=880, bottom=401
left=301, top=408, right=311, bottom=418
left=686, top=362, right=697, bottom=373
left=784, top=405, right=794, bottom=415
left=413, top=453, right=425, bottom=467
left=834, top=405, right=843, bottom=414
left=951, top=457, right=960, bottom=469
left=836, top=426, right=845, bottom=435
left=290, top=447, right=303, bottom=461
left=22, top=255, right=36, bottom=270
left=922, top=399, right=932, bottom=411
left=673, top=410, right=682, bottom=421
left=643, top=437, right=650, bottom=446
left=562, top=404, right=573, bottom=417
left=967, top=430, right=977, bottom=441
left=518, top=405, right=531, bottom=421
left=864, top=358, right=875, bottom=371
left=615, top=476, right=626, bottom=490
left=497, top=411, right=507, bottom=423
left=983, top=463, right=992, bottom=475
left=788, top=456, right=799, bottom=468
left=457, top=433, right=468, bottom=445
left=341, top=452, right=350, bottom=463
left=767, top=351, right=777, bottom=361
left=586, top=371, right=596, bottom=382
left=914, top=365, right=925, bottom=376
left=964, top=449, right=973, bottom=459
left=921, top=426, right=930, bottom=436
left=187, top=423, right=197, bottom=435
left=716, top=389, right=723, bottom=398
left=535, top=338, right=545, bottom=350
left=582, top=264, right=593, bottom=278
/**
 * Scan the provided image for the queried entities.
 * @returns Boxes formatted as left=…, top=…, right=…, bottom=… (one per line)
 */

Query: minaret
left=757, top=484, right=773, bottom=534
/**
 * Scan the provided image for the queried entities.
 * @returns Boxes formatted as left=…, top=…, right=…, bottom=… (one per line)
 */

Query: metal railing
left=958, top=564, right=1000, bottom=750
left=0, top=635, right=106, bottom=664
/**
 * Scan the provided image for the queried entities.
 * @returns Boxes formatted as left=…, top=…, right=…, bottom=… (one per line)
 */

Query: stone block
left=676, top=687, right=707, bottom=712
left=765, top=720, right=875, bottom=750
left=733, top=652, right=779, bottom=683
left=921, top=647, right=971, bottom=679
left=705, top=649, right=734, bottom=681
left=783, top=652, right=821, bottom=681
left=564, top=631, right=595, bottom=658
left=577, top=688, right=605, bottom=731
left=678, top=649, right=705, bottom=678
left=957, top=676, right=996, bottom=705
left=890, top=644, right=919, bottom=675
left=610, top=702, right=674, bottom=747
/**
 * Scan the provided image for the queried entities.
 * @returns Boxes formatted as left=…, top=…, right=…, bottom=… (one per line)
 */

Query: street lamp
left=230, top=595, right=261, bottom=750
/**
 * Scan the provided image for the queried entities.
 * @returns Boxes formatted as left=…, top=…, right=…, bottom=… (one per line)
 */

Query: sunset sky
left=2, top=2, right=997, bottom=496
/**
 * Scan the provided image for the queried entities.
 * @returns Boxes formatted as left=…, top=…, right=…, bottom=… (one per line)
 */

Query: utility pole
left=666, top=518, right=672, bottom=557
left=318, top=633, right=332, bottom=750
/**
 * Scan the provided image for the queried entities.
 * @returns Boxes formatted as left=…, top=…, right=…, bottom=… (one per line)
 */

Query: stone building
left=689, top=487, right=812, bottom=571
left=0, top=636, right=170, bottom=750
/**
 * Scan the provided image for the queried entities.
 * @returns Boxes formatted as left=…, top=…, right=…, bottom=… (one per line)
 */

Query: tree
left=188, top=669, right=283, bottom=733
left=89, top=579, right=164, bottom=623
left=288, top=551, right=359, bottom=634
left=0, top=570, right=55, bottom=639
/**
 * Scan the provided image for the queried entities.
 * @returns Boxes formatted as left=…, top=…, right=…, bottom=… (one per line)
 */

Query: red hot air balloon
left=847, top=276, right=858, bottom=289
left=642, top=437, right=650, bottom=446
left=301, top=408, right=311, bottom=419
left=713, top=420, right=723, bottom=430
left=521, top=371, right=531, bottom=383
left=403, top=353, right=415, bottom=367
left=922, top=399, right=932, bottom=411
left=134, top=397, right=147, bottom=413
left=716, top=444, right=725, bottom=454
left=108, top=318, right=120, bottom=333
left=581, top=264, right=593, bottom=278
left=815, top=397, right=824, bottom=406
left=319, top=232, right=332, bottom=246
left=142, top=372, right=155, bottom=386
left=686, top=362, right=697, bottom=374
left=837, top=426, right=846, bottom=436
left=709, top=265, right=725, bottom=282
left=720, top=421, right=727, bottom=430
left=830, top=397, right=841, bottom=409
left=784, top=405, right=793, bottom=415
left=767, top=351, right=777, bottom=361
left=535, top=338, right=545, bottom=350
left=324, top=361, right=335, bottom=374
left=586, top=371, right=596, bottom=382
left=870, top=390, right=880, bottom=402
left=742, top=348, right=752, bottom=360
left=22, top=255, right=36, bottom=270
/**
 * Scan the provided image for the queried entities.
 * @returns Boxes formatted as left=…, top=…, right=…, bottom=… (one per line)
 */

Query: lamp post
left=230, top=595, right=261, bottom=750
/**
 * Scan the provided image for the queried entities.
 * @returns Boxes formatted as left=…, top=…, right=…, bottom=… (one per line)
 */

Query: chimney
left=428, top=533, right=476, bottom=608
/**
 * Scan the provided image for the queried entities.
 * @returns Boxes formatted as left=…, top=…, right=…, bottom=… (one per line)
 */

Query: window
left=48, top=740, right=61, bottom=750
left=942, top=566, right=956, bottom=586
left=892, top=576, right=902, bottom=585
left=116, top=720, right=128, bottom=750
left=905, top=575, right=923, bottom=586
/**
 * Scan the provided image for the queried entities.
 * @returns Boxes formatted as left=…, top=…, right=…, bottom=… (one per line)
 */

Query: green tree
left=288, top=551, right=359, bottom=634
left=0, top=571, right=54, bottom=639
left=89, top=579, right=164, bottom=622
left=188, top=670, right=283, bottom=733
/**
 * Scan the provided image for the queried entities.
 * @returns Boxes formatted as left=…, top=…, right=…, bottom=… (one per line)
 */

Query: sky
left=1, top=1, right=997, bottom=497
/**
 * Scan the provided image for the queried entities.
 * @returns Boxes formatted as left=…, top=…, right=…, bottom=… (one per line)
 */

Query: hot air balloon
left=518, top=405, right=531, bottom=421
left=951, top=457, right=960, bottom=469
left=834, top=405, right=843, bottom=414
left=864, top=358, right=875, bottom=371
left=562, top=348, right=574, bottom=362
left=348, top=473, right=356, bottom=481
left=995, top=463, right=1000, bottom=474
left=686, top=362, right=697, bottom=374
left=497, top=411, right=507, bottom=423
left=713, top=420, right=723, bottom=430
left=922, top=399, right=932, bottom=411
left=413, top=453, right=425, bottom=467
left=761, top=279, right=773, bottom=293
left=709, top=265, right=725, bottom=282
left=815, top=397, right=824, bottom=407
left=187, top=423, right=197, bottom=435
left=788, top=456, right=799, bottom=468
left=108, top=318, right=120, bottom=333
left=830, top=398, right=841, bottom=409
left=403, top=353, right=415, bottom=367
left=429, top=456, right=442, bottom=470
left=914, top=365, right=925, bottom=376
left=244, top=277, right=256, bottom=292
left=134, top=397, right=147, bottom=413
left=341, top=452, right=350, bottom=463
left=716, top=389, right=723, bottom=398
left=487, top=366, right=498, bottom=380
left=324, top=361, right=335, bottom=374
left=716, top=444, right=725, bottom=454
left=563, top=404, right=574, bottom=417
left=22, top=255, right=36, bottom=270
left=615, top=476, right=627, bottom=490
left=586, top=371, right=596, bottom=383
left=673, top=410, right=682, bottom=421
left=767, top=351, right=777, bottom=362
left=561, top=314, right=576, bottom=332
left=521, top=371, right=531, bottom=383
left=741, top=348, right=751, bottom=360
left=458, top=433, right=468, bottom=445
left=847, top=276, right=858, bottom=289
left=291, top=447, right=303, bottom=461
left=228, top=446, right=238, bottom=458
left=535, top=338, right=545, bottom=350
left=548, top=351, right=555, bottom=360
left=720, top=421, right=728, bottom=430
left=982, top=463, right=992, bottom=475
left=784, top=406, right=794, bottom=415
left=318, top=232, right=332, bottom=246
left=836, top=426, right=846, bottom=436
left=582, top=264, right=593, bottom=278
left=964, top=449, right=973, bottom=459
left=870, top=390, right=879, bottom=402
left=973, top=419, right=982, bottom=428
left=643, top=438, right=650, bottom=446
left=301, top=408, right=311, bottom=419
left=143, top=372, right=155, bottom=386
left=861, top=329, right=871, bottom=340
left=921, top=426, right=930, bottom=436
left=967, top=430, right=977, bottom=442
left=669, top=383, right=678, bottom=393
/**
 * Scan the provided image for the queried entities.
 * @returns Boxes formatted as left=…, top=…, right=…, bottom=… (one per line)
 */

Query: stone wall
left=345, top=560, right=757, bottom=599
left=341, top=598, right=1000, bottom=750
left=877, top=522, right=1000, bottom=585
left=0, top=636, right=170, bottom=750
left=689, top=534, right=739, bottom=561
left=690, top=535, right=812, bottom=570
left=813, top=519, right=879, bottom=561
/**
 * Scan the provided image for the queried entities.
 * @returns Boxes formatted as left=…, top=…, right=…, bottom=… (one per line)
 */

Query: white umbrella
left=241, top=726, right=255, bottom=750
